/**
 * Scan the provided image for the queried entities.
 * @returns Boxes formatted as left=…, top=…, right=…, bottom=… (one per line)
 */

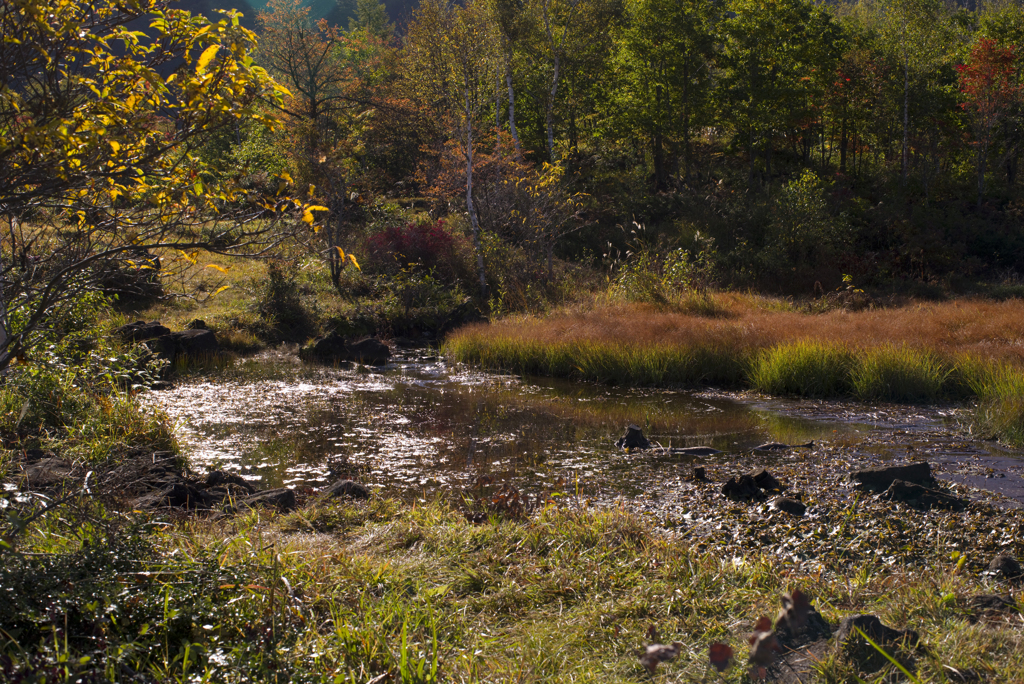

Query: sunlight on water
left=145, top=351, right=883, bottom=499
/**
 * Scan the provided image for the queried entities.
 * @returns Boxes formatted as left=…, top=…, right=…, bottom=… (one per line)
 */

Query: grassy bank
left=3, top=491, right=1024, bottom=683
left=444, top=296, right=1024, bottom=444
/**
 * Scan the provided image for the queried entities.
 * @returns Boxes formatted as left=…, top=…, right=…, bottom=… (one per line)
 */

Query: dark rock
left=186, top=319, right=207, bottom=330
left=880, top=479, right=965, bottom=511
left=23, top=448, right=54, bottom=462
left=988, top=553, right=1023, bottom=582
left=118, top=320, right=170, bottom=342
left=323, top=479, right=370, bottom=499
left=347, top=337, right=391, bottom=365
left=966, top=593, right=1018, bottom=619
left=850, top=462, right=932, bottom=491
left=241, top=488, right=297, bottom=512
left=100, top=251, right=163, bottom=305
left=773, top=497, right=806, bottom=516
left=300, top=330, right=350, bottom=362
left=19, top=457, right=75, bottom=490
left=752, top=468, right=784, bottom=492
left=835, top=614, right=919, bottom=674
left=616, top=424, right=651, bottom=451
left=721, top=474, right=764, bottom=500
left=148, top=328, right=220, bottom=362
left=690, top=466, right=707, bottom=482
left=767, top=598, right=833, bottom=684
left=204, top=470, right=255, bottom=495
left=391, top=336, right=424, bottom=349
left=133, top=478, right=212, bottom=510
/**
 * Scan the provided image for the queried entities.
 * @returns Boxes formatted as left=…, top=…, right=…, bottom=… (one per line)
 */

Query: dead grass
left=471, top=296, right=1024, bottom=367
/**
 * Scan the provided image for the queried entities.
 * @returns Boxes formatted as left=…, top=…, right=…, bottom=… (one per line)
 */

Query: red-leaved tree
left=958, top=37, right=1022, bottom=207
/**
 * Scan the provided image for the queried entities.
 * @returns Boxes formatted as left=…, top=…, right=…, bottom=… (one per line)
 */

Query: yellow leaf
left=212, top=285, right=232, bottom=296
left=205, top=263, right=229, bottom=273
left=109, top=140, right=120, bottom=153
left=197, top=45, right=219, bottom=73
left=335, top=246, right=346, bottom=260
left=302, top=205, right=329, bottom=224
left=348, top=253, right=361, bottom=271
left=279, top=172, right=294, bottom=184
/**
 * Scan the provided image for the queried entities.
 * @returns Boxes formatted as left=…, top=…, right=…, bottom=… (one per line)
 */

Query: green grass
left=446, top=329, right=1024, bottom=445
left=3, top=497, right=1023, bottom=682
left=750, top=340, right=856, bottom=397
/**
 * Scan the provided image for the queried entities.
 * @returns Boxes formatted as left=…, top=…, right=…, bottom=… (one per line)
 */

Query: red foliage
left=957, top=38, right=1021, bottom=135
left=366, top=219, right=456, bottom=273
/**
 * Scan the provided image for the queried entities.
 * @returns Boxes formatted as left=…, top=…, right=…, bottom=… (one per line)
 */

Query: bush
left=249, top=261, right=320, bottom=343
left=366, top=220, right=459, bottom=277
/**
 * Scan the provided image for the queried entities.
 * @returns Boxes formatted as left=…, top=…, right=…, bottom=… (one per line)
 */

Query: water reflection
left=145, top=351, right=860, bottom=500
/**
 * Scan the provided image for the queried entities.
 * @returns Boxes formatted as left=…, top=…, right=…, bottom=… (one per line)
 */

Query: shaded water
left=144, top=348, right=1024, bottom=505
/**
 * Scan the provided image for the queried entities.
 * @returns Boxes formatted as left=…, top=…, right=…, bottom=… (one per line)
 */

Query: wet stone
left=850, top=462, right=933, bottom=491
left=616, top=424, right=651, bottom=451
left=880, top=479, right=965, bottom=511
left=772, top=497, right=806, bottom=516
left=118, top=320, right=170, bottom=342
left=722, top=474, right=763, bottom=500
left=241, top=488, right=297, bottom=512
left=347, top=337, right=391, bottom=365
left=690, top=466, right=707, bottom=482
left=323, top=479, right=370, bottom=499
left=752, top=468, right=784, bottom=492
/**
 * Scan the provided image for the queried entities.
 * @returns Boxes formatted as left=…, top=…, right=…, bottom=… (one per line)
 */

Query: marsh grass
left=445, top=298, right=1024, bottom=444
left=4, top=498, right=1023, bottom=682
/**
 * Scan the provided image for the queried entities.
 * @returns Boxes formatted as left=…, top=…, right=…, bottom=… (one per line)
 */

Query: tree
left=257, top=0, right=384, bottom=288
left=0, top=0, right=301, bottom=372
left=958, top=37, right=1022, bottom=207
left=405, top=0, right=498, bottom=298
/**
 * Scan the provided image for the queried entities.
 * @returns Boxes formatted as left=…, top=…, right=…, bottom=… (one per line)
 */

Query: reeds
left=444, top=298, right=1024, bottom=444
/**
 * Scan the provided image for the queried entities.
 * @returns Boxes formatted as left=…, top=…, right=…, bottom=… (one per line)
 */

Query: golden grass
left=457, top=295, right=1024, bottom=367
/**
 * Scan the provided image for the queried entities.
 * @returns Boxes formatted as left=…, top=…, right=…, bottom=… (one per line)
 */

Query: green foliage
left=762, top=170, right=851, bottom=276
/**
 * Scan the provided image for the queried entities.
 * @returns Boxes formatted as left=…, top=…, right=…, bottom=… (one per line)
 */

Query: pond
left=144, top=347, right=1024, bottom=508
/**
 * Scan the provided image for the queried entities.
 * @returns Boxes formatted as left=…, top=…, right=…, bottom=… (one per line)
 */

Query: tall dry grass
left=444, top=295, right=1024, bottom=444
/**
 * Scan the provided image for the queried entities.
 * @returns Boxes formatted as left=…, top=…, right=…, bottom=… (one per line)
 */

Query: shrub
left=366, top=220, right=458, bottom=276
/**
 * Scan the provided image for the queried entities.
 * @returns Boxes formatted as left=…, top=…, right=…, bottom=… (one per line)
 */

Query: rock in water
left=149, top=328, right=220, bottom=362
left=347, top=337, right=391, bottom=365
left=324, top=479, right=370, bottom=499
left=752, top=441, right=814, bottom=452
left=671, top=446, right=722, bottom=456
left=616, top=424, right=651, bottom=451
left=751, top=468, right=784, bottom=492
left=880, top=479, right=965, bottom=511
left=850, top=462, right=932, bottom=491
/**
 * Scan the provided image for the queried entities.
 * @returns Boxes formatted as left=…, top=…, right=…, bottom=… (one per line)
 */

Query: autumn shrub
left=366, top=219, right=461, bottom=278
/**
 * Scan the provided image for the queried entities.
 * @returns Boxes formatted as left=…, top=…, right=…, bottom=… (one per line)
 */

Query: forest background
left=189, top=0, right=1024, bottom=319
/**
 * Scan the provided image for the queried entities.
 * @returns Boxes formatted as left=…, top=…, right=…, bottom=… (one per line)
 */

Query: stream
left=143, top=347, right=1024, bottom=508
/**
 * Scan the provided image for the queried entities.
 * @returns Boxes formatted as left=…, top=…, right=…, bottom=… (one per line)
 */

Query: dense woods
left=202, top=0, right=1024, bottom=302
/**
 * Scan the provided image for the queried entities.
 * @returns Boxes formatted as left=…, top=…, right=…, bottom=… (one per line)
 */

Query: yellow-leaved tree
left=0, top=0, right=308, bottom=370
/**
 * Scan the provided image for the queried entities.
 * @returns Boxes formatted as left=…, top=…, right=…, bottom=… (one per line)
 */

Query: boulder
left=616, top=424, right=651, bottom=451
left=118, top=320, right=170, bottom=342
left=323, top=479, right=370, bottom=499
left=988, top=553, right=1023, bottom=582
left=204, top=470, right=255, bottom=495
left=880, top=479, right=965, bottom=511
left=835, top=614, right=919, bottom=674
left=148, top=328, right=220, bottom=362
left=347, top=337, right=391, bottom=365
left=766, top=595, right=833, bottom=684
left=773, top=497, right=806, bottom=516
left=721, top=474, right=764, bottom=500
left=850, top=462, right=932, bottom=491
left=752, top=468, right=784, bottom=492
left=689, top=466, right=707, bottom=482
left=240, top=488, right=297, bottom=512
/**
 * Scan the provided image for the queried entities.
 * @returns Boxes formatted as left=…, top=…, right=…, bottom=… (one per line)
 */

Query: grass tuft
left=851, top=345, right=947, bottom=403
left=750, top=340, right=856, bottom=397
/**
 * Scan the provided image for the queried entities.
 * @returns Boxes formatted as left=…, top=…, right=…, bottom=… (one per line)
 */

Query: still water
left=144, top=348, right=1024, bottom=505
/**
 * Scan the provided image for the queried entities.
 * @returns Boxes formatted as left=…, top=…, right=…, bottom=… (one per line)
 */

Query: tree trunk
left=546, top=51, right=560, bottom=162
left=465, top=100, right=487, bottom=299
left=840, top=118, right=848, bottom=172
left=902, top=52, right=909, bottom=186
left=506, top=62, right=521, bottom=157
